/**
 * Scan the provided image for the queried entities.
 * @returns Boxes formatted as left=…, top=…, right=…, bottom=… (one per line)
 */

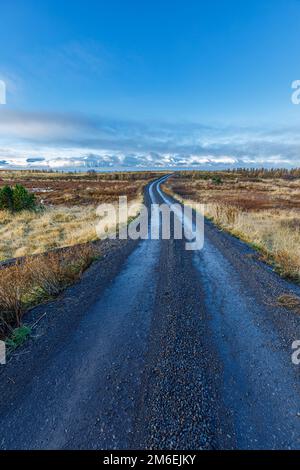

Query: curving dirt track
left=0, top=176, right=299, bottom=450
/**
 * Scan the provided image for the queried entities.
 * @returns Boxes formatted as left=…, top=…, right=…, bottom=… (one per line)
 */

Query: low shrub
left=0, top=244, right=98, bottom=337
left=212, top=175, right=223, bottom=185
left=0, top=184, right=36, bottom=212
left=6, top=326, right=31, bottom=350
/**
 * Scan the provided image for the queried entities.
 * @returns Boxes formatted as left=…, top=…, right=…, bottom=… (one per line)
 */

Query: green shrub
left=0, top=185, right=14, bottom=210
left=212, top=175, right=223, bottom=185
left=12, top=184, right=36, bottom=211
left=0, top=184, right=36, bottom=212
left=6, top=326, right=31, bottom=350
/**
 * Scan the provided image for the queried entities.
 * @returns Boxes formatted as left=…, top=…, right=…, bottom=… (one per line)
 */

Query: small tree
left=12, top=184, right=36, bottom=211
left=0, top=185, right=14, bottom=210
left=212, top=175, right=223, bottom=185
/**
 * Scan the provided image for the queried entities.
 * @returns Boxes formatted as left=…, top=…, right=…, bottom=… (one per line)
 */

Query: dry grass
left=0, top=170, right=163, bottom=206
left=0, top=198, right=142, bottom=260
left=167, top=171, right=300, bottom=210
left=165, top=171, right=300, bottom=282
left=0, top=170, right=161, bottom=337
left=0, top=205, right=97, bottom=259
left=0, top=170, right=159, bottom=260
left=0, top=244, right=98, bottom=337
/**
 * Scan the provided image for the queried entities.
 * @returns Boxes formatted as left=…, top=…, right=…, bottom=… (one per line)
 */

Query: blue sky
left=0, top=0, right=300, bottom=169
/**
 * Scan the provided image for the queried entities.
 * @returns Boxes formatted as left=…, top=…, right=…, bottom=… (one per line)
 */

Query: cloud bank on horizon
left=0, top=109, right=299, bottom=171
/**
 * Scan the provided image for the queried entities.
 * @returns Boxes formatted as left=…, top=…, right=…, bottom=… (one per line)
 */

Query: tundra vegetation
left=0, top=170, right=161, bottom=260
left=163, top=168, right=300, bottom=283
left=0, top=170, right=162, bottom=337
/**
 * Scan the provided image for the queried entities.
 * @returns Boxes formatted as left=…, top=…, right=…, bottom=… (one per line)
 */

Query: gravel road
left=0, top=176, right=299, bottom=449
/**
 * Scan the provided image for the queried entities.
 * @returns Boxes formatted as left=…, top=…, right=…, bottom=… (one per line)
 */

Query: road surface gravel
left=0, top=176, right=299, bottom=449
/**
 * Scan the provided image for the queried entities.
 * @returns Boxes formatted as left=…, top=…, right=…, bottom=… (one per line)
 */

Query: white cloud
left=0, top=109, right=300, bottom=169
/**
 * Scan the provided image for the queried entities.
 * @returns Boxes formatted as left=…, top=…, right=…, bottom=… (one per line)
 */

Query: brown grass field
left=0, top=170, right=161, bottom=206
left=163, top=169, right=300, bottom=282
left=0, top=244, right=98, bottom=338
left=0, top=170, right=163, bottom=335
left=0, top=170, right=163, bottom=260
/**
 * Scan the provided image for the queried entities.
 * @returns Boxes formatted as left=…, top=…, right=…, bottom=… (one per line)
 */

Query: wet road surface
left=0, top=176, right=299, bottom=449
